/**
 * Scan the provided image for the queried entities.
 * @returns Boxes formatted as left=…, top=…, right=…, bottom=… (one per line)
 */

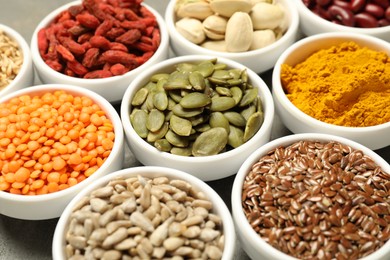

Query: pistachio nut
left=202, top=15, right=228, bottom=40
left=250, top=29, right=276, bottom=50
left=201, top=40, right=227, bottom=52
left=176, top=1, right=214, bottom=20
left=225, top=12, right=253, bottom=52
left=209, top=0, right=253, bottom=17
left=250, top=2, right=285, bottom=30
left=175, top=17, right=206, bottom=44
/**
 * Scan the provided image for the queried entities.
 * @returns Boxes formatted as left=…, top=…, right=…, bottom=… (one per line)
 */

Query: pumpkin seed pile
left=130, top=59, right=264, bottom=157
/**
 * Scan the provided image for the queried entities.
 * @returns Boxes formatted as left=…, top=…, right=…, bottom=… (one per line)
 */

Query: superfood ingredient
left=303, top=0, right=390, bottom=27
left=242, top=140, right=390, bottom=259
left=0, top=90, right=115, bottom=195
left=0, top=29, right=23, bottom=90
left=175, top=0, right=287, bottom=52
left=129, top=58, right=264, bottom=156
left=38, top=0, right=160, bottom=79
left=281, top=41, right=390, bottom=127
left=64, top=175, right=224, bottom=259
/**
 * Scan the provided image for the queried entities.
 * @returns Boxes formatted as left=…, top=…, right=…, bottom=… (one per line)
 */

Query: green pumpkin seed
left=170, top=114, right=192, bottom=136
left=231, top=86, right=243, bottom=104
left=208, top=77, right=228, bottom=86
left=154, top=139, right=172, bottom=152
left=194, top=123, right=211, bottom=133
left=180, top=92, right=211, bottom=109
left=168, top=90, right=182, bottom=103
left=239, top=88, right=259, bottom=107
left=213, top=62, right=227, bottom=70
left=130, top=109, right=149, bottom=138
left=167, top=97, right=177, bottom=110
left=150, top=73, right=169, bottom=83
left=141, top=91, right=155, bottom=111
left=215, top=87, right=232, bottom=97
left=131, top=88, right=149, bottom=106
left=146, top=109, right=165, bottom=132
left=241, top=105, right=256, bottom=121
left=166, top=129, right=189, bottom=147
left=210, top=96, right=236, bottom=112
left=227, top=78, right=243, bottom=86
left=171, top=146, right=193, bottom=156
left=211, top=70, right=232, bottom=80
left=228, top=125, right=244, bottom=148
left=229, top=69, right=242, bottom=79
left=243, top=111, right=264, bottom=142
left=189, top=115, right=206, bottom=126
left=153, top=91, right=169, bottom=111
left=163, top=78, right=192, bottom=90
left=241, top=69, right=248, bottom=84
left=156, top=78, right=167, bottom=92
left=223, top=111, right=246, bottom=127
left=192, top=127, right=228, bottom=156
left=196, top=61, right=214, bottom=77
left=172, top=104, right=204, bottom=118
left=147, top=122, right=169, bottom=143
left=189, top=71, right=206, bottom=91
left=176, top=62, right=196, bottom=72
left=209, top=112, right=230, bottom=134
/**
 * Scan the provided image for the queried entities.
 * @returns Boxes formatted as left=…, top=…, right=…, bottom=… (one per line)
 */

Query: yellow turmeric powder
left=281, top=41, right=390, bottom=127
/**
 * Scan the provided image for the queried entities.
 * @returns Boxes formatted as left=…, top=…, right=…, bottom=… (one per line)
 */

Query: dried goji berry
left=61, top=38, right=86, bottom=56
left=110, top=63, right=129, bottom=76
left=76, top=13, right=100, bottom=29
left=37, top=28, right=49, bottom=56
left=67, top=60, right=88, bottom=76
left=39, top=0, right=161, bottom=79
left=82, top=47, right=100, bottom=68
left=90, top=35, right=111, bottom=50
left=56, top=44, right=75, bottom=62
left=100, top=50, right=138, bottom=66
left=94, top=19, right=113, bottom=36
left=115, top=29, right=141, bottom=45
left=84, top=70, right=113, bottom=79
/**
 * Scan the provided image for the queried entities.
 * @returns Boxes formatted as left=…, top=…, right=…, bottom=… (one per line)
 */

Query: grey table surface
left=0, top=1, right=389, bottom=260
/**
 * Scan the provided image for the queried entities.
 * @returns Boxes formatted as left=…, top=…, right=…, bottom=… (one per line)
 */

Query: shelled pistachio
left=129, top=59, right=264, bottom=157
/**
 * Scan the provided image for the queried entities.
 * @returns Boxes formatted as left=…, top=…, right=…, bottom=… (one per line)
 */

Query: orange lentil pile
left=0, top=90, right=115, bottom=195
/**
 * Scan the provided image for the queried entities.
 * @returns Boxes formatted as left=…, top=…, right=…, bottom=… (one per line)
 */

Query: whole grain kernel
left=242, top=140, right=390, bottom=259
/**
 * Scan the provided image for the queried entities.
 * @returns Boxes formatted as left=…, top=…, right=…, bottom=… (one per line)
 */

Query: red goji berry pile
left=38, top=0, right=161, bottom=79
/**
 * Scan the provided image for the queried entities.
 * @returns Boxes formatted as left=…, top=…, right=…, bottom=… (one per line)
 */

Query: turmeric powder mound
left=281, top=41, right=390, bottom=127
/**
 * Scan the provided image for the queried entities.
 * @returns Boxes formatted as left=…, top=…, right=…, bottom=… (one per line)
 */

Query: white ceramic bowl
left=295, top=0, right=390, bottom=42
left=30, top=0, right=169, bottom=104
left=0, top=24, right=34, bottom=97
left=232, top=133, right=390, bottom=260
left=272, top=32, right=390, bottom=150
left=120, top=55, right=274, bottom=181
left=0, top=84, right=124, bottom=220
left=53, top=165, right=236, bottom=260
left=164, top=0, right=300, bottom=74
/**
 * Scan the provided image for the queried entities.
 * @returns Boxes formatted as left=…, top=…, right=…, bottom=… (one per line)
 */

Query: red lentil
left=0, top=90, right=115, bottom=195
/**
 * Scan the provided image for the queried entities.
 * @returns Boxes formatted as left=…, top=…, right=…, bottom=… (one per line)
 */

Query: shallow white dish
left=30, top=0, right=169, bottom=103
left=164, top=0, right=300, bottom=74
left=0, top=84, right=124, bottom=220
left=272, top=32, right=390, bottom=150
left=121, top=55, right=275, bottom=181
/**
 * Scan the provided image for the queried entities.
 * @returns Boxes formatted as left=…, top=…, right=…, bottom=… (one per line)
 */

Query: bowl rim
left=231, top=132, right=390, bottom=259
left=164, top=0, right=300, bottom=58
left=52, top=165, right=236, bottom=259
left=0, top=83, right=124, bottom=202
left=29, top=0, right=169, bottom=84
left=120, top=54, right=275, bottom=164
left=294, top=0, right=390, bottom=33
left=0, top=23, right=33, bottom=93
left=272, top=31, right=390, bottom=132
